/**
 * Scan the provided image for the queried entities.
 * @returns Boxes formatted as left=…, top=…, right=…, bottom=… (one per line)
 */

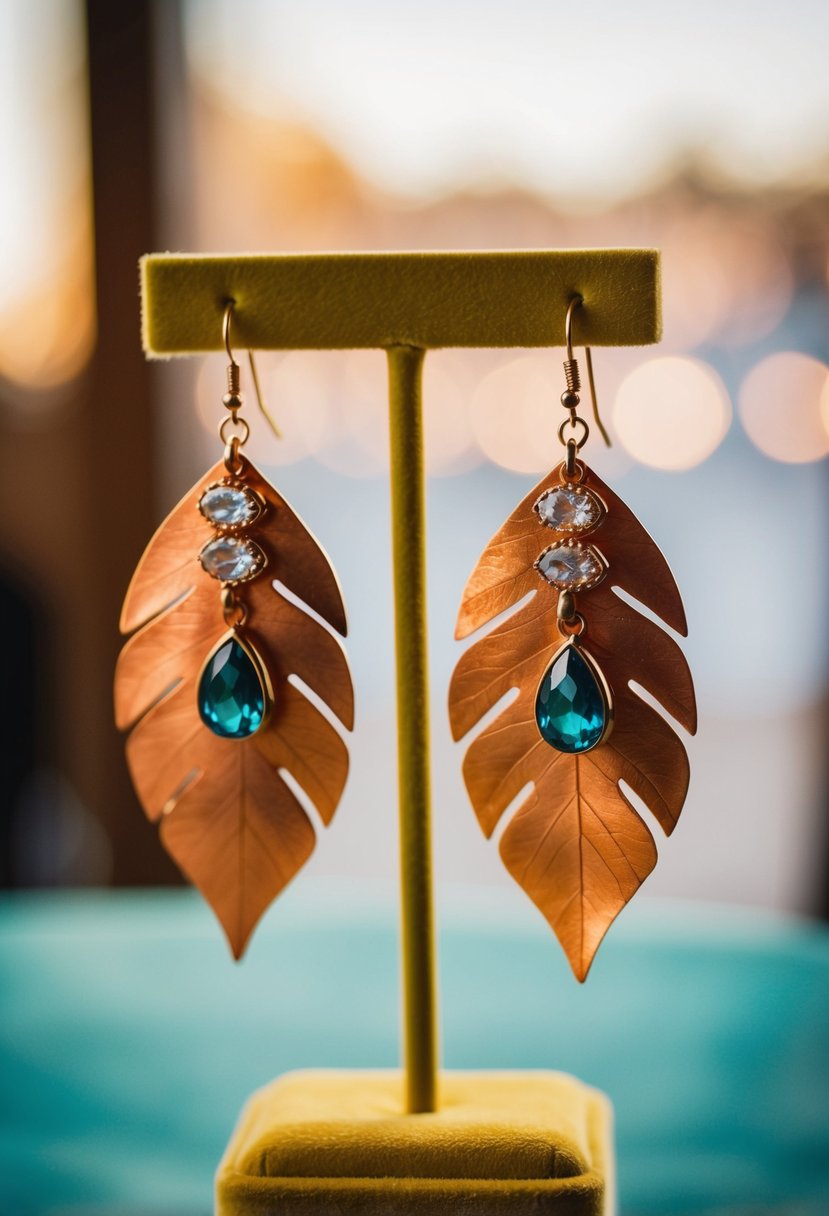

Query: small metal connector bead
left=560, top=389, right=580, bottom=409
left=222, top=391, right=243, bottom=412
left=557, top=590, right=577, bottom=623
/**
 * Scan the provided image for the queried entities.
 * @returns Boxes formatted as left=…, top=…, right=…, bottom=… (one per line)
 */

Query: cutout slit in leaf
left=161, top=768, right=201, bottom=817
left=273, top=578, right=348, bottom=641
left=287, top=673, right=353, bottom=738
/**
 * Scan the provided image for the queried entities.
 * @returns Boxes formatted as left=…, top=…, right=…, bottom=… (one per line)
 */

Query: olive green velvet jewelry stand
left=141, top=250, right=661, bottom=1216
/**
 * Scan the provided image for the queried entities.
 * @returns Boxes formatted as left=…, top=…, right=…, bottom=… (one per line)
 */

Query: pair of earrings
left=114, top=300, right=695, bottom=980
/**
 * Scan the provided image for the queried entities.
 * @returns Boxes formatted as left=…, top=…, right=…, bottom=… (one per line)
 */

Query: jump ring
left=557, top=611, right=585, bottom=638
left=557, top=415, right=589, bottom=451
left=219, top=414, right=250, bottom=446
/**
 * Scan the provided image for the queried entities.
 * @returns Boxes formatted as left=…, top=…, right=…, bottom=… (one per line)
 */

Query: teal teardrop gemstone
left=536, top=645, right=607, bottom=753
left=198, top=637, right=266, bottom=739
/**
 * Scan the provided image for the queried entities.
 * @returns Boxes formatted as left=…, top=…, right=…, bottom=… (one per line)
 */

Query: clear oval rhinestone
left=199, top=536, right=266, bottom=583
left=536, top=542, right=606, bottom=590
left=199, top=483, right=261, bottom=528
left=534, top=484, right=604, bottom=534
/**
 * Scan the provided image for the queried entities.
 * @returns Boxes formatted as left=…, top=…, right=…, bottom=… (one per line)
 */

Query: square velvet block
left=216, top=1070, right=613, bottom=1214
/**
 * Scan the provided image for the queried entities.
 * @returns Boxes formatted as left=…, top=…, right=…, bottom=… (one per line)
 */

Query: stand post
left=387, top=345, right=437, bottom=1114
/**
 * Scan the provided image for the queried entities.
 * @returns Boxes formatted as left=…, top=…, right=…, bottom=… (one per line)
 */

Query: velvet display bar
left=141, top=249, right=660, bottom=353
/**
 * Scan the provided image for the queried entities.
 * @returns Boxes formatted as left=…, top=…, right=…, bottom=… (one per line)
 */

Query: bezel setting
left=533, top=482, right=606, bottom=536
left=198, top=479, right=266, bottom=531
left=535, top=637, right=614, bottom=753
left=196, top=628, right=274, bottom=739
left=534, top=539, right=608, bottom=592
left=199, top=534, right=268, bottom=585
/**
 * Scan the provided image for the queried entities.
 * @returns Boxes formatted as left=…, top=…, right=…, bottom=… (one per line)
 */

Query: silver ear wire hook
left=565, top=295, right=611, bottom=448
left=222, top=299, right=282, bottom=439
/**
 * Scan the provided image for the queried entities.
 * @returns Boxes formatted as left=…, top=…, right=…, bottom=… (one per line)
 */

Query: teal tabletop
left=0, top=882, right=827, bottom=1215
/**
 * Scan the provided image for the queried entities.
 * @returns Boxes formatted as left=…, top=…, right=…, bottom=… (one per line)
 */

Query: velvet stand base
left=215, top=1070, right=613, bottom=1214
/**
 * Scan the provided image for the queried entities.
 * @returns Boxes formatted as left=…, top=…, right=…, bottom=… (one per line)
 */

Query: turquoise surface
left=0, top=883, right=827, bottom=1215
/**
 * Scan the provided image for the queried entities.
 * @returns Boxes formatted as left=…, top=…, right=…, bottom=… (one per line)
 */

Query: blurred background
left=1, top=0, right=828, bottom=922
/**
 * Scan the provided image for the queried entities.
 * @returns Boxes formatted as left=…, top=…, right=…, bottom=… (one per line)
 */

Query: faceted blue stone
left=198, top=637, right=265, bottom=739
left=536, top=645, right=606, bottom=753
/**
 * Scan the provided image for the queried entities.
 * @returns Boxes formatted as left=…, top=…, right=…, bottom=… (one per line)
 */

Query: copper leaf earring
left=114, top=302, right=354, bottom=958
left=449, top=297, right=696, bottom=981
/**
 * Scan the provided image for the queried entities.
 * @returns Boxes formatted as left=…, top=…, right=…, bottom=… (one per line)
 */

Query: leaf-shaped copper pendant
left=448, top=463, right=696, bottom=981
left=114, top=457, right=353, bottom=958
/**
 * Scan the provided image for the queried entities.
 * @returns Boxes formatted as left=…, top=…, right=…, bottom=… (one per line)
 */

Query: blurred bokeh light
left=660, top=210, right=794, bottom=351
left=739, top=352, right=829, bottom=463
left=0, top=0, right=94, bottom=400
left=197, top=349, right=480, bottom=477
left=613, top=357, right=732, bottom=470
left=470, top=356, right=561, bottom=474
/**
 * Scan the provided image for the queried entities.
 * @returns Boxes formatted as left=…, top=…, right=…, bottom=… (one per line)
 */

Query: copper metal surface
left=449, top=464, right=696, bottom=981
left=115, top=457, right=353, bottom=958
